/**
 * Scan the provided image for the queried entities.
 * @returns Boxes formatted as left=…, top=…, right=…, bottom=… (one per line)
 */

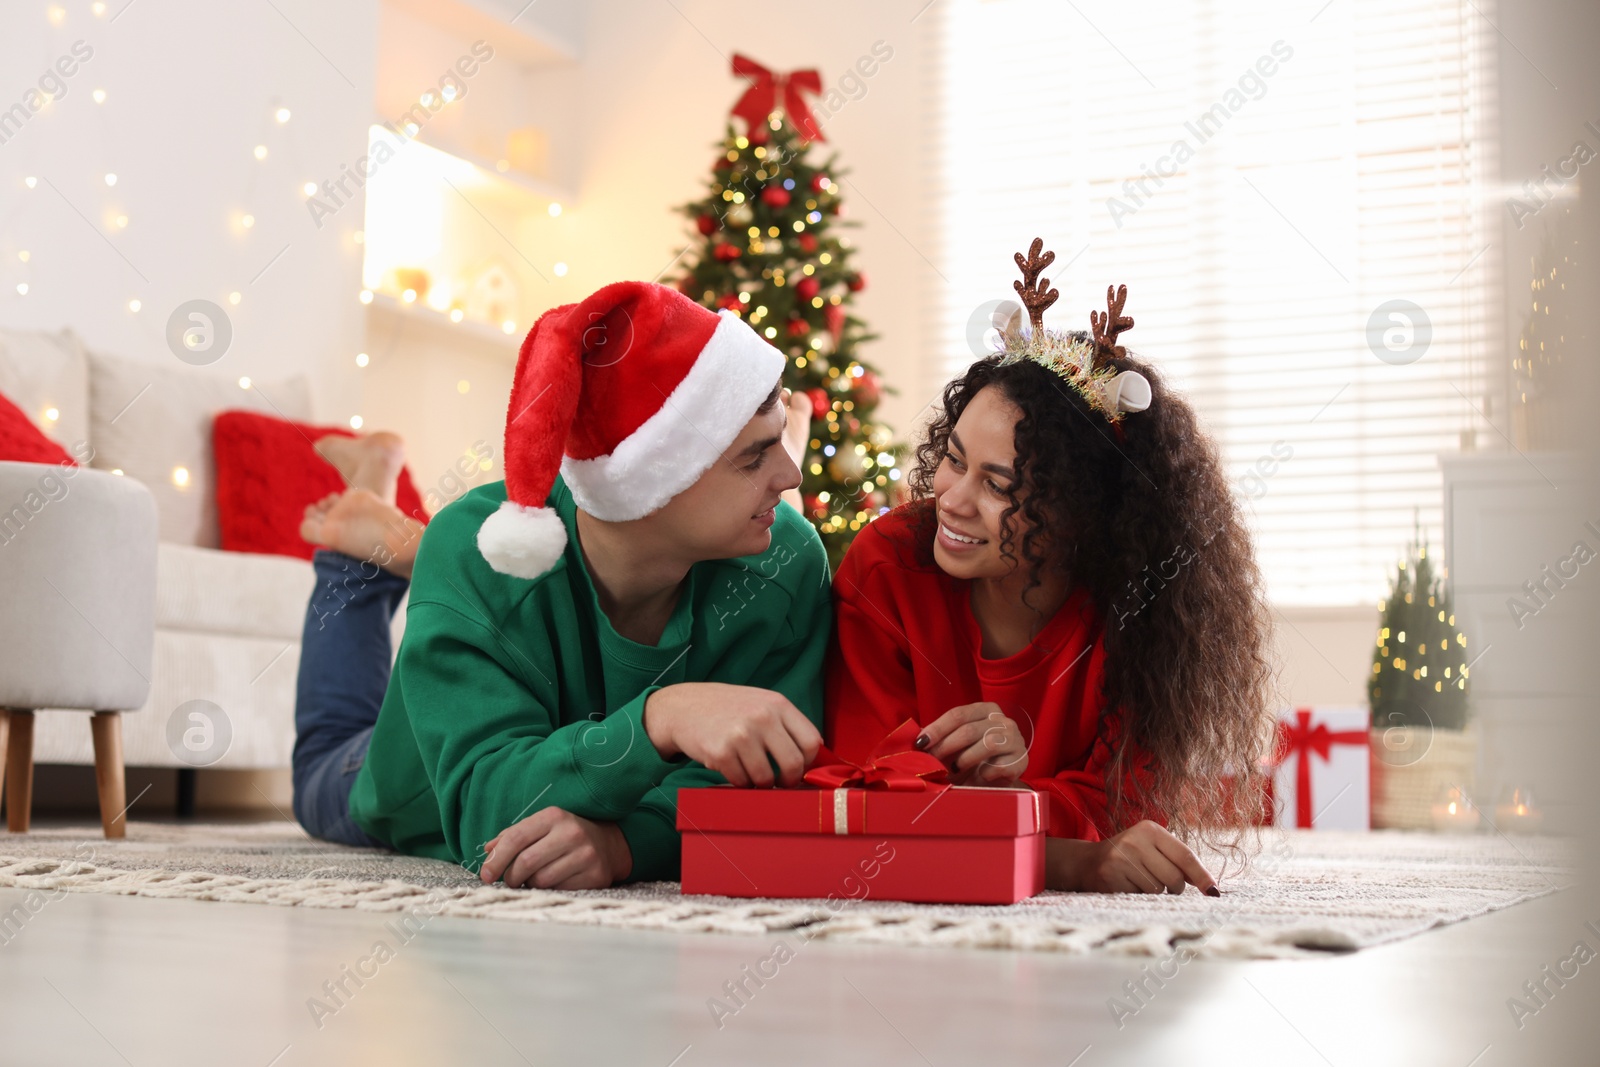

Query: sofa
left=0, top=327, right=405, bottom=776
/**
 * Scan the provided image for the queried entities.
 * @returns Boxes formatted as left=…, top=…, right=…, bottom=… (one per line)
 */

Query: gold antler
left=1089, top=284, right=1134, bottom=368
left=1012, top=238, right=1059, bottom=334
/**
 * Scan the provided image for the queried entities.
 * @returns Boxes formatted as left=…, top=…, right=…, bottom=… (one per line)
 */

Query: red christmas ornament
left=810, top=173, right=830, bottom=192
left=797, top=232, right=818, bottom=253
left=696, top=214, right=718, bottom=235
left=713, top=242, right=742, bottom=261
left=804, top=493, right=827, bottom=519
left=795, top=276, right=820, bottom=301
left=825, top=302, right=846, bottom=340
left=760, top=185, right=791, bottom=208
left=676, top=275, right=695, bottom=296
left=807, top=388, right=830, bottom=420
left=854, top=370, right=882, bottom=407
left=716, top=293, right=744, bottom=312
left=848, top=272, right=867, bottom=292
left=785, top=317, right=810, bottom=338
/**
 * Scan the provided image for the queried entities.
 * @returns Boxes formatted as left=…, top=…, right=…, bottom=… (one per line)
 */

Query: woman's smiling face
left=929, top=385, right=1033, bottom=579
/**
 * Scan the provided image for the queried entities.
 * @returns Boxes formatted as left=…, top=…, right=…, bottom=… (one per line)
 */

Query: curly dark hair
left=909, top=336, right=1277, bottom=866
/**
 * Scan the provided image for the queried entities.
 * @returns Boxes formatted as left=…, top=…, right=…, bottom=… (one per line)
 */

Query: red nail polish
left=913, top=733, right=930, bottom=750
left=1204, top=885, right=1221, bottom=897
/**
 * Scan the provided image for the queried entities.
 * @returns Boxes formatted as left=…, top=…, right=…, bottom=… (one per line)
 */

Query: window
left=928, top=0, right=1499, bottom=604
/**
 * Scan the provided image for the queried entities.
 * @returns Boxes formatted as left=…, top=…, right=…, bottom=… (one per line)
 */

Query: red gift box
left=676, top=721, right=1049, bottom=905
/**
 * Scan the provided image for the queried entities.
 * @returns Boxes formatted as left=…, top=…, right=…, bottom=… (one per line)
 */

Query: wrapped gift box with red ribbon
left=676, top=721, right=1049, bottom=904
left=1269, top=706, right=1370, bottom=830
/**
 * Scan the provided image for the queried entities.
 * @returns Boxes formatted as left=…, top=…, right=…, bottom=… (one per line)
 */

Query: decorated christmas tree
left=1368, top=519, right=1470, bottom=732
left=674, top=56, right=904, bottom=565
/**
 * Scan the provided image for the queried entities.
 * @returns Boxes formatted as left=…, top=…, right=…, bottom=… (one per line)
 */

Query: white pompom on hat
left=477, top=281, right=787, bottom=580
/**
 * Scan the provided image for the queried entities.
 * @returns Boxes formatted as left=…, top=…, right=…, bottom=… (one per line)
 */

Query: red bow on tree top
left=730, top=54, right=827, bottom=144
left=803, top=720, right=948, bottom=792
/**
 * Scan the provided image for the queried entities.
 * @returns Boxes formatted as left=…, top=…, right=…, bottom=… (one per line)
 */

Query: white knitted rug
left=0, top=821, right=1573, bottom=959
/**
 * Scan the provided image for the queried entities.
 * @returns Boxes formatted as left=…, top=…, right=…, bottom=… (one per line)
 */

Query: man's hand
left=915, top=702, right=1028, bottom=785
left=478, top=807, right=632, bottom=890
left=643, top=682, right=822, bottom=787
left=1047, top=820, right=1218, bottom=895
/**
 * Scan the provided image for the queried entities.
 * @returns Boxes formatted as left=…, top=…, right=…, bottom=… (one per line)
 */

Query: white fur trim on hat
left=476, top=500, right=569, bottom=580
left=561, top=309, right=786, bottom=521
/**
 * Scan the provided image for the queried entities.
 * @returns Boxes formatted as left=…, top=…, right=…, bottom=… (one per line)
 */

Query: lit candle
left=1493, top=786, right=1543, bottom=834
left=1430, top=785, right=1481, bottom=833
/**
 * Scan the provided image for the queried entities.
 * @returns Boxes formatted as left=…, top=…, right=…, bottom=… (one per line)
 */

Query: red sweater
left=825, top=506, right=1153, bottom=842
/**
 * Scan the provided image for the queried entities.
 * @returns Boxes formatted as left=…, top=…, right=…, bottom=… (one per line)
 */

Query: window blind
left=926, top=0, right=1500, bottom=605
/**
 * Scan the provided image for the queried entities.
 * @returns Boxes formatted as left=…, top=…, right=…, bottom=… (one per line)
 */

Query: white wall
left=0, top=0, right=378, bottom=421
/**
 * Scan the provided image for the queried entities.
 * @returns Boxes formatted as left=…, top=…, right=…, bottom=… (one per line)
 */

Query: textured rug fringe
left=0, top=853, right=1324, bottom=956
left=0, top=827, right=1575, bottom=960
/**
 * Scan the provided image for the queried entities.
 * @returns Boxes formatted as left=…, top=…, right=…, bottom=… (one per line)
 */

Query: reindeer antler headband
left=997, top=238, right=1152, bottom=423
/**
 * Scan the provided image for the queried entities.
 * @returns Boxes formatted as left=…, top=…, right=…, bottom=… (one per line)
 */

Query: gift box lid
left=675, top=784, right=1048, bottom=838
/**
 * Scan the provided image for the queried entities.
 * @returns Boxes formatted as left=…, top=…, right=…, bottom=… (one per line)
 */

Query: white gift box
left=1270, top=706, right=1370, bottom=830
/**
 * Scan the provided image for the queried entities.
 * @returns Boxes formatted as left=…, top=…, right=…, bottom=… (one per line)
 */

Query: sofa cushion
left=30, top=629, right=302, bottom=769
left=0, top=390, right=77, bottom=465
left=35, top=546, right=409, bottom=769
left=0, top=327, right=91, bottom=452
left=212, top=410, right=430, bottom=561
left=156, top=542, right=316, bottom=641
left=86, top=348, right=312, bottom=547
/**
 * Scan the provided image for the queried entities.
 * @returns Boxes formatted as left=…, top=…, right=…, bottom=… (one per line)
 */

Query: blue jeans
left=291, top=550, right=407, bottom=848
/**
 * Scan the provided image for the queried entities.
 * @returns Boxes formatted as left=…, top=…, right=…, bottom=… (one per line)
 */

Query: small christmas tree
left=1369, top=519, right=1470, bottom=732
left=674, top=79, right=904, bottom=565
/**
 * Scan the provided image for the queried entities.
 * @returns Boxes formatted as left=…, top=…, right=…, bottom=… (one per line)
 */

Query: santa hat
left=476, top=280, right=787, bottom=579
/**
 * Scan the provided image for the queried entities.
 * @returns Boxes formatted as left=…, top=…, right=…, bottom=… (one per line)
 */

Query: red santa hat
left=476, top=280, right=787, bottom=579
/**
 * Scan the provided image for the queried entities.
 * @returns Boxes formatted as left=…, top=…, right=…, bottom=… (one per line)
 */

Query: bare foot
left=780, top=388, right=812, bottom=514
left=300, top=488, right=423, bottom=579
left=299, top=491, right=341, bottom=546
left=314, top=431, right=406, bottom=504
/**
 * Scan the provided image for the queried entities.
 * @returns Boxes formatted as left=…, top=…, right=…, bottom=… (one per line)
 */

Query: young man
left=291, top=281, right=830, bottom=890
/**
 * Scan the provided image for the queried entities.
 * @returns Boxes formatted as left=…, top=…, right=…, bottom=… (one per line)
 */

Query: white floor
left=2, top=862, right=1598, bottom=1066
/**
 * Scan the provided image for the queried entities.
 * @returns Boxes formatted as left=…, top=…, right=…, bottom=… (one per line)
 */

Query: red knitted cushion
left=213, top=410, right=429, bottom=560
left=0, top=389, right=76, bottom=466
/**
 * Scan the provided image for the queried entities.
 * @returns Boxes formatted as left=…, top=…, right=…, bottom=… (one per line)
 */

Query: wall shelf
left=409, top=130, right=573, bottom=207
left=382, top=0, right=578, bottom=68
left=366, top=291, right=521, bottom=353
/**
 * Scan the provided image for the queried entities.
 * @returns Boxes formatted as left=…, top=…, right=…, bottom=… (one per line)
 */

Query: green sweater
left=347, top=476, right=831, bottom=882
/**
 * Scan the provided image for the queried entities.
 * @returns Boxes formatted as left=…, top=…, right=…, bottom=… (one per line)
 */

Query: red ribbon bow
left=1277, top=709, right=1367, bottom=828
left=730, top=54, right=827, bottom=144
left=803, top=719, right=948, bottom=792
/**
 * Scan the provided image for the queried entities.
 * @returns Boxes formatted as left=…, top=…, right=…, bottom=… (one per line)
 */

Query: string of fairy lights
left=13, top=1, right=556, bottom=466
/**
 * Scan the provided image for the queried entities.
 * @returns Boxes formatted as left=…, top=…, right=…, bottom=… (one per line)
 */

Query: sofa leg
left=0, top=710, right=9, bottom=818
left=6, top=710, right=34, bottom=833
left=90, top=712, right=127, bottom=839
left=176, top=768, right=196, bottom=819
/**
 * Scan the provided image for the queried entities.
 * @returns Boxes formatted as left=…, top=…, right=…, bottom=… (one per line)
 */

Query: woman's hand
left=915, top=702, right=1028, bottom=785
left=479, top=807, right=632, bottom=890
left=643, top=682, right=822, bottom=787
left=1046, top=821, right=1218, bottom=895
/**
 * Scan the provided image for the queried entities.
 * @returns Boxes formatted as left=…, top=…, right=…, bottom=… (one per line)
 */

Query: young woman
left=826, top=241, right=1276, bottom=894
